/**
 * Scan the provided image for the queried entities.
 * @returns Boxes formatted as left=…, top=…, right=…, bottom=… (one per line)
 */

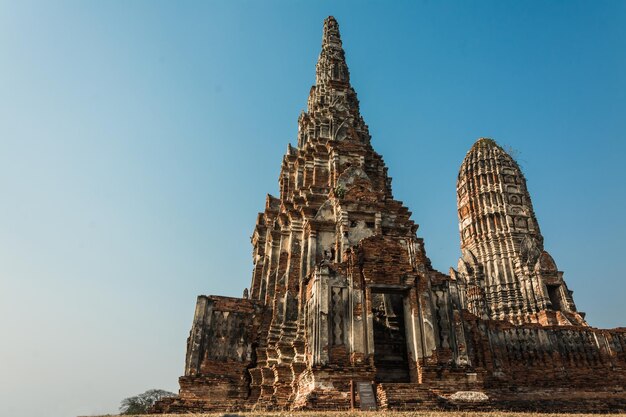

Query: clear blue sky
left=1, top=1, right=624, bottom=416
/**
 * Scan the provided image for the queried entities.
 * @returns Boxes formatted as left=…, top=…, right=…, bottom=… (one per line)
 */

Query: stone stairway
left=376, top=383, right=442, bottom=410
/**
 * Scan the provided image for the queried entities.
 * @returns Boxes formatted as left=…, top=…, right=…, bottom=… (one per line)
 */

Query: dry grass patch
left=95, top=412, right=626, bottom=417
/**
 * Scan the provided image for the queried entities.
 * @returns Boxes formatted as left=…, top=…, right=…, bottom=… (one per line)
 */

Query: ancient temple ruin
left=154, top=17, right=626, bottom=413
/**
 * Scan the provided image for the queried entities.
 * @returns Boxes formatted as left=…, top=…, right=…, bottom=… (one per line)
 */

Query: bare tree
left=119, top=389, right=175, bottom=415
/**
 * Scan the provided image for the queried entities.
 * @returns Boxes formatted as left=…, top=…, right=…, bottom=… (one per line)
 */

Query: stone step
left=376, top=383, right=442, bottom=410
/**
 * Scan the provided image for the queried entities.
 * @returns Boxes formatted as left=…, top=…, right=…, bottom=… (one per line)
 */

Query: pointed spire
left=316, top=16, right=350, bottom=85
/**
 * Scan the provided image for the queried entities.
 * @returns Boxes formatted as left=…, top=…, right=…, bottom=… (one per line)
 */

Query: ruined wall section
left=463, top=316, right=626, bottom=389
left=157, top=295, right=263, bottom=412
left=185, top=295, right=260, bottom=376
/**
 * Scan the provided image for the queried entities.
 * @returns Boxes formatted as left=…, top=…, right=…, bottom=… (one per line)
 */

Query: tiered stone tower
left=245, top=15, right=440, bottom=406
left=452, top=138, right=585, bottom=325
left=154, top=17, right=626, bottom=414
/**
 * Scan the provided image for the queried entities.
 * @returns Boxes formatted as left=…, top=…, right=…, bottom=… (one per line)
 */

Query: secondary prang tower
left=453, top=138, right=584, bottom=325
left=154, top=17, right=626, bottom=413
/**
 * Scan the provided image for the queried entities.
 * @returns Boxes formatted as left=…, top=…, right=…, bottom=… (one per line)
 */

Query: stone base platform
left=153, top=382, right=626, bottom=414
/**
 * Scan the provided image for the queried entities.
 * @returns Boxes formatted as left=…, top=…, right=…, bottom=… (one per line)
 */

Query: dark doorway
left=371, top=292, right=410, bottom=382
left=547, top=284, right=562, bottom=311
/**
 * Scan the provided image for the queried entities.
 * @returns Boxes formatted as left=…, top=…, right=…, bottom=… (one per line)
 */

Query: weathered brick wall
left=464, top=316, right=626, bottom=389
left=358, top=236, right=414, bottom=286
left=154, top=295, right=263, bottom=412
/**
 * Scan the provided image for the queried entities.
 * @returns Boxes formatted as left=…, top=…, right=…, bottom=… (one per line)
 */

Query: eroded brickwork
left=153, top=17, right=626, bottom=413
